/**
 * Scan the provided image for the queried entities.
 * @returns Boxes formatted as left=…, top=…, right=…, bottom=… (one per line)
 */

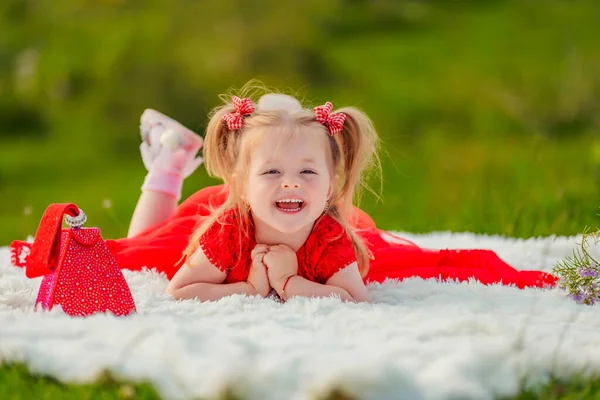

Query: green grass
left=0, top=363, right=159, bottom=400
left=2, top=362, right=600, bottom=400
left=2, top=1, right=599, bottom=245
left=504, top=376, right=600, bottom=400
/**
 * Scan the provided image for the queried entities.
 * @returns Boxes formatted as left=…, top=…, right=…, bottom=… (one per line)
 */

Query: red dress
left=105, top=185, right=558, bottom=288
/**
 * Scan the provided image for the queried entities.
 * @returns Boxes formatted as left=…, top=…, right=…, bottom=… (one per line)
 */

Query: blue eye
left=263, top=169, right=279, bottom=175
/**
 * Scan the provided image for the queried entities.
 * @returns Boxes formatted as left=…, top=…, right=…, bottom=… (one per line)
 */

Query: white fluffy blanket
left=1, top=231, right=600, bottom=400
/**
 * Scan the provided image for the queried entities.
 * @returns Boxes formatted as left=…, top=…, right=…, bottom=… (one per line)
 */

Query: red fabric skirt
left=105, top=185, right=558, bottom=288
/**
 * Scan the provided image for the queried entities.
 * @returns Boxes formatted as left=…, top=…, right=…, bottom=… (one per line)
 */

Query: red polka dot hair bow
left=313, top=101, right=346, bottom=136
left=223, top=96, right=255, bottom=130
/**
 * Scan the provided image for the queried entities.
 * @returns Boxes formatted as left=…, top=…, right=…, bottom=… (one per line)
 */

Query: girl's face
left=244, top=127, right=333, bottom=234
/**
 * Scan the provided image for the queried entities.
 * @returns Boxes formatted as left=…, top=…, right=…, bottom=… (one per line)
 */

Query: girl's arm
left=127, top=190, right=178, bottom=238
left=165, top=246, right=257, bottom=301
left=169, top=281, right=257, bottom=302
left=326, top=262, right=371, bottom=302
left=278, top=276, right=355, bottom=302
left=279, top=262, right=371, bottom=303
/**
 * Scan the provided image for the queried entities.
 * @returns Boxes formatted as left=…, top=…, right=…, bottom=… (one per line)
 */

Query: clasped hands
left=248, top=243, right=298, bottom=298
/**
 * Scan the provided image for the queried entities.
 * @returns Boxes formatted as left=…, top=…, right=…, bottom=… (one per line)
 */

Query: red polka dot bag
left=10, top=203, right=136, bottom=317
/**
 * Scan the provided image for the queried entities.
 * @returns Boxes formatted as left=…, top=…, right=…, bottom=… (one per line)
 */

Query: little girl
left=105, top=88, right=558, bottom=303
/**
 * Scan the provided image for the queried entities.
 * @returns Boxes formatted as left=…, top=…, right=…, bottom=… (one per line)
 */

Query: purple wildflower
left=587, top=283, right=600, bottom=301
left=577, top=267, right=600, bottom=279
left=589, top=260, right=600, bottom=277
left=568, top=292, right=585, bottom=304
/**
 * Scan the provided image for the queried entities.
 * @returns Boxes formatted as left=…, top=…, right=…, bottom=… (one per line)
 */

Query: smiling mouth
left=275, top=198, right=305, bottom=213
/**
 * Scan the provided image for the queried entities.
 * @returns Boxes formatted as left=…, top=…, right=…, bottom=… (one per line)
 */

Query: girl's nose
left=282, top=181, right=300, bottom=189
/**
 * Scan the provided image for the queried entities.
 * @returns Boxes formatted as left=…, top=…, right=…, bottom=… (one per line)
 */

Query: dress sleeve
left=301, top=216, right=358, bottom=284
left=197, top=210, right=238, bottom=274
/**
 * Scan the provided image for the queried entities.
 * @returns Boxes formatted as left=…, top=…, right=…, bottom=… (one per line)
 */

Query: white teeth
left=275, top=198, right=304, bottom=212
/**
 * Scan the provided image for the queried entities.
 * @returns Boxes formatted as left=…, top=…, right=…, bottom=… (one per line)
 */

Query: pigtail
left=333, top=106, right=382, bottom=213
left=203, top=103, right=238, bottom=183
left=323, top=106, right=383, bottom=277
left=181, top=99, right=252, bottom=266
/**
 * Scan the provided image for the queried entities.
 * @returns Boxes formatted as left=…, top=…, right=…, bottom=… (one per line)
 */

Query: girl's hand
left=263, top=244, right=299, bottom=293
left=248, top=244, right=271, bottom=297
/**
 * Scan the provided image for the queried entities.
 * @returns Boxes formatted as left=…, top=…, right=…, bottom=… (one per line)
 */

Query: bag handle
left=26, top=203, right=83, bottom=278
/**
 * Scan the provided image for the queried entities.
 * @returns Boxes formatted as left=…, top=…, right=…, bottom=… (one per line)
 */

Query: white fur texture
left=1, top=231, right=599, bottom=400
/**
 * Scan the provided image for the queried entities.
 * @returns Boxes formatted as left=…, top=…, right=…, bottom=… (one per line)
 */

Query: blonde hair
left=183, top=82, right=382, bottom=276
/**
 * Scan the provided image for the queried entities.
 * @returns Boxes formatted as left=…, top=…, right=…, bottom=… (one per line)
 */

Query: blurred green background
left=1, top=0, right=599, bottom=246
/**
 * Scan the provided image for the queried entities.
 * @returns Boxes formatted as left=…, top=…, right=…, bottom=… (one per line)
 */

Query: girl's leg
left=127, top=109, right=204, bottom=238
left=127, top=191, right=178, bottom=238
